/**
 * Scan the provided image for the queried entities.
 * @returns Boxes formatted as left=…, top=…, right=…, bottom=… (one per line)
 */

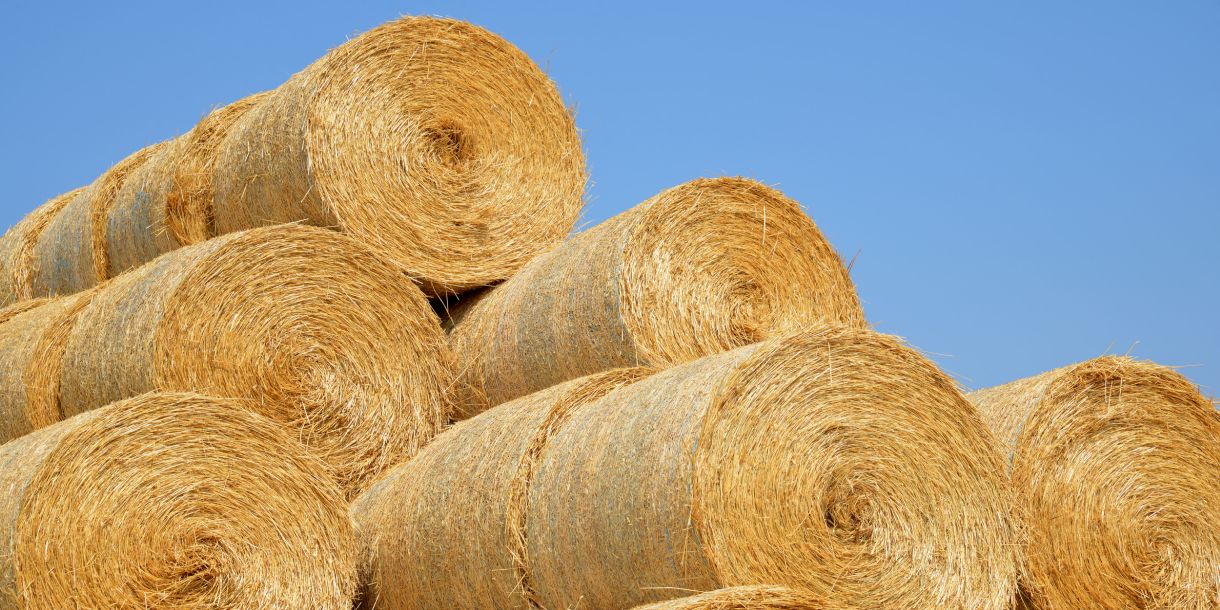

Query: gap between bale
left=0, top=392, right=357, bottom=609
left=969, top=357, right=1220, bottom=609
left=447, top=176, right=865, bottom=417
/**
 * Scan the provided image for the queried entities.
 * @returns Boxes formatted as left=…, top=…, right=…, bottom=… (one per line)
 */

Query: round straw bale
left=353, top=327, right=1020, bottom=610
left=0, top=392, right=356, bottom=609
left=106, top=93, right=269, bottom=277
left=447, top=177, right=865, bottom=417
left=0, top=225, right=453, bottom=496
left=630, top=586, right=820, bottom=610
left=351, top=368, right=651, bottom=610
left=969, top=357, right=1220, bottom=609
left=212, top=16, right=585, bottom=296
left=0, top=295, right=90, bottom=443
left=0, top=189, right=84, bottom=306
left=26, top=144, right=167, bottom=299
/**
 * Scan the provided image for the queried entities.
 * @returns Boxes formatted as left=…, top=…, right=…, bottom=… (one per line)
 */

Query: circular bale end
left=76, top=225, right=456, bottom=496
left=973, top=357, right=1220, bottom=609
left=687, top=329, right=1020, bottom=609
left=0, top=392, right=356, bottom=609
left=307, top=16, right=586, bottom=295
left=619, top=177, right=864, bottom=364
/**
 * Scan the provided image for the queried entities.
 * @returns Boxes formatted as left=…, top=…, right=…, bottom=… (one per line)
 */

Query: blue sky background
left=3, top=2, right=1217, bottom=394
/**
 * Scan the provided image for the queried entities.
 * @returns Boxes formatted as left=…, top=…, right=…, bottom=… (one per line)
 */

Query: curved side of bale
left=449, top=176, right=865, bottom=416
left=528, top=328, right=1020, bottom=610
left=0, top=392, right=357, bottom=609
left=969, top=357, right=1220, bottom=609
left=105, top=144, right=180, bottom=277
left=0, top=296, right=86, bottom=443
left=88, top=143, right=169, bottom=282
left=629, top=586, right=821, bottom=610
left=167, top=92, right=270, bottom=245
left=57, top=225, right=455, bottom=495
left=0, top=190, right=84, bottom=306
left=351, top=369, right=650, bottom=610
left=214, top=16, right=585, bottom=296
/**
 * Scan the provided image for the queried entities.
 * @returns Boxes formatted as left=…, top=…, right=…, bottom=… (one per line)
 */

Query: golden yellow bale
left=0, top=189, right=83, bottom=306
left=0, top=225, right=455, bottom=496
left=447, top=177, right=865, bottom=417
left=969, top=357, right=1220, bottom=609
left=0, top=392, right=357, bottom=609
left=212, top=16, right=585, bottom=296
left=354, top=327, right=1020, bottom=610
left=630, top=586, right=820, bottom=610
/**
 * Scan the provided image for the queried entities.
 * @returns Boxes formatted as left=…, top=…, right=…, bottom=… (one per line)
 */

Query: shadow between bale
left=447, top=176, right=865, bottom=417
left=353, top=326, right=1021, bottom=610
left=0, top=392, right=357, bottom=609
left=969, top=357, right=1220, bottom=609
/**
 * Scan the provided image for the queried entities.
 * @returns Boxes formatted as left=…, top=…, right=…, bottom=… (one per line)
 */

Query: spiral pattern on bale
left=969, top=357, right=1220, bottom=609
left=0, top=392, right=357, bottom=609
left=447, top=177, right=865, bottom=417
left=212, top=16, right=585, bottom=296
left=630, top=586, right=821, bottom=610
left=0, top=225, right=455, bottom=496
left=353, top=327, right=1020, bottom=610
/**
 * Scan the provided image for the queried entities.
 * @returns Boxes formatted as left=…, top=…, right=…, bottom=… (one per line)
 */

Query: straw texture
left=107, top=93, right=268, bottom=276
left=212, top=16, right=585, bottom=296
left=0, top=392, right=356, bottom=609
left=0, top=189, right=84, bottom=306
left=969, top=357, right=1220, bottom=609
left=354, top=327, right=1020, bottom=610
left=0, top=296, right=88, bottom=443
left=0, top=225, right=454, bottom=496
left=630, top=586, right=820, bottom=610
left=447, top=177, right=865, bottom=417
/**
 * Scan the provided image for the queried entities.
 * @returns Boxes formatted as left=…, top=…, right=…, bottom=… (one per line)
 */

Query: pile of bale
left=0, top=15, right=1215, bottom=610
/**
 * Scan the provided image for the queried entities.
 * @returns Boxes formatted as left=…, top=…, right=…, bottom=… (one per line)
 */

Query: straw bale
left=0, top=295, right=90, bottom=442
left=354, top=327, right=1020, bottom=610
left=630, top=586, right=820, bottom=610
left=969, top=357, right=1220, bottom=609
left=107, top=94, right=269, bottom=276
left=0, top=392, right=356, bottom=609
left=0, top=225, right=454, bottom=496
left=0, top=189, right=83, bottom=306
left=447, top=177, right=865, bottom=417
left=26, top=144, right=166, bottom=299
left=212, top=16, right=585, bottom=296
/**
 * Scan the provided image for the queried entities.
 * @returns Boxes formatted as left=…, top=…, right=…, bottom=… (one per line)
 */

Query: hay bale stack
left=969, top=357, right=1220, bottom=609
left=212, top=16, right=585, bottom=296
left=354, top=327, right=1021, bottom=610
left=27, top=143, right=168, bottom=299
left=630, top=586, right=820, bottom=610
left=447, top=177, right=865, bottom=417
left=0, top=189, right=84, bottom=306
left=107, top=93, right=268, bottom=276
left=0, top=225, right=455, bottom=496
left=0, top=392, right=356, bottom=609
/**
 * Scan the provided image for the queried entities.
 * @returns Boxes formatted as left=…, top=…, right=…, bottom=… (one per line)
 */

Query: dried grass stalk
left=629, top=586, right=820, bottom=610
left=354, top=327, right=1020, bottom=610
left=447, top=177, right=865, bottom=417
left=969, top=357, right=1220, bottom=609
left=0, top=392, right=357, bottom=609
left=0, top=225, right=455, bottom=496
left=0, top=189, right=84, bottom=306
left=107, top=93, right=268, bottom=276
left=212, top=16, right=585, bottom=296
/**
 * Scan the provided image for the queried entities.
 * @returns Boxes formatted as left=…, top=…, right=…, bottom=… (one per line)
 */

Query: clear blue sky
left=3, top=2, right=1217, bottom=395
